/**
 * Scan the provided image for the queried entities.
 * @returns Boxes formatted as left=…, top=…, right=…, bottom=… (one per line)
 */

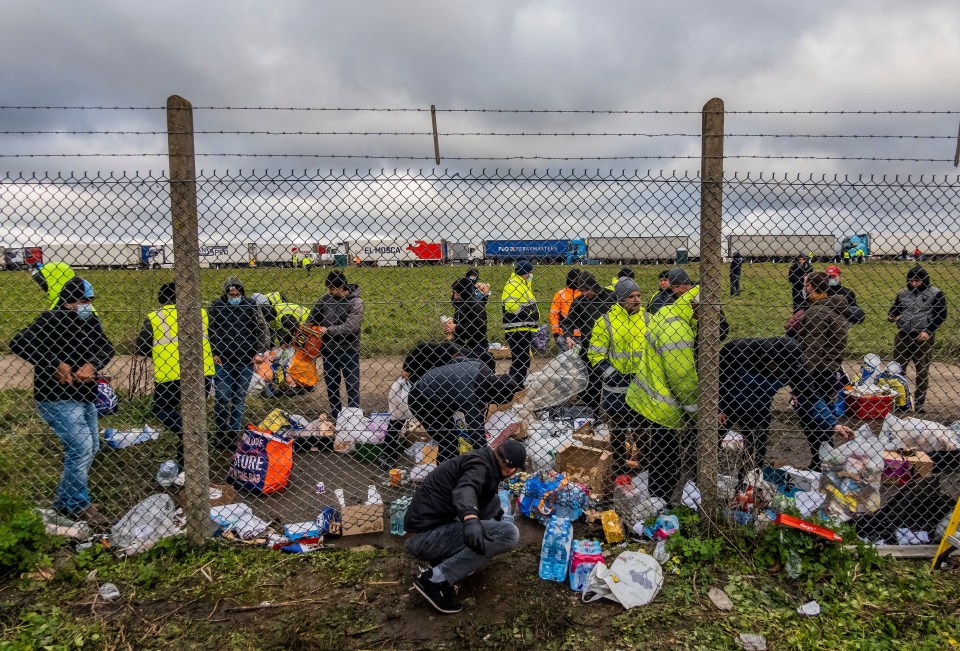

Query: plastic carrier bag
left=818, top=425, right=884, bottom=520
left=388, top=376, right=413, bottom=421
left=227, top=427, right=294, bottom=494
left=515, top=350, right=588, bottom=420
left=581, top=551, right=663, bottom=609
left=334, top=407, right=370, bottom=453
left=111, top=494, right=182, bottom=557
left=95, top=375, right=118, bottom=416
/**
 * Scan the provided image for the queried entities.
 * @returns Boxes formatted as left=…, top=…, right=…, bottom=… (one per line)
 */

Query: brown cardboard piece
left=881, top=449, right=934, bottom=484
left=341, top=504, right=385, bottom=536
left=555, top=441, right=613, bottom=497
left=572, top=422, right=611, bottom=450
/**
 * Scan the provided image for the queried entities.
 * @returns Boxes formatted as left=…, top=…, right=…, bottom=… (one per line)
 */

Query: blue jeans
left=321, top=349, right=361, bottom=420
left=405, top=520, right=520, bottom=584
left=37, top=400, right=99, bottom=514
left=214, top=362, right=254, bottom=438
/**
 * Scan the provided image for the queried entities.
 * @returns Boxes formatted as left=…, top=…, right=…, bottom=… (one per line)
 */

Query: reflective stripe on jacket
left=626, top=286, right=699, bottom=428
left=272, top=302, right=309, bottom=329
left=147, top=305, right=215, bottom=383
left=549, top=287, right=581, bottom=335
left=586, top=304, right=647, bottom=377
left=501, top=273, right=539, bottom=333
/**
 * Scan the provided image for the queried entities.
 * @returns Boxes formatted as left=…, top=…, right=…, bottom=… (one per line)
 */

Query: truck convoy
left=6, top=232, right=959, bottom=270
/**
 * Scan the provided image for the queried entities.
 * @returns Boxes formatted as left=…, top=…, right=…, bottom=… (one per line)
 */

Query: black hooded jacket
left=11, top=308, right=115, bottom=403
left=404, top=446, right=504, bottom=533
left=451, top=277, right=489, bottom=349
left=888, top=266, right=948, bottom=336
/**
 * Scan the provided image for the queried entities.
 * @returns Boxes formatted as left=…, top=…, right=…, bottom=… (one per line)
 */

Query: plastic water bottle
left=538, top=516, right=573, bottom=581
left=389, top=496, right=411, bottom=536
left=498, top=489, right=514, bottom=524
left=156, top=460, right=179, bottom=488
left=569, top=540, right=604, bottom=591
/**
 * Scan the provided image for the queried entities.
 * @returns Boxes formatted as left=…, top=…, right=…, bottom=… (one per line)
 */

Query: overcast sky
left=1, top=1, right=958, bottom=245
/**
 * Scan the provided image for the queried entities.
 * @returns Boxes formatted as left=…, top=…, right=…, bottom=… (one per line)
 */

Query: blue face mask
left=76, top=304, right=94, bottom=320
left=227, top=297, right=242, bottom=306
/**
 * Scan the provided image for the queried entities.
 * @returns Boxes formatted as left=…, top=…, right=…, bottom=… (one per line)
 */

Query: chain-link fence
left=2, top=100, right=959, bottom=575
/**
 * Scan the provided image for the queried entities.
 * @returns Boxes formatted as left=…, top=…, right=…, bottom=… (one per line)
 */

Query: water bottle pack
left=538, top=516, right=573, bottom=582
left=569, top=540, right=604, bottom=591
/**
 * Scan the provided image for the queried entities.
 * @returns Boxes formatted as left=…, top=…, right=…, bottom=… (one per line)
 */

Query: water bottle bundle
left=505, top=470, right=592, bottom=525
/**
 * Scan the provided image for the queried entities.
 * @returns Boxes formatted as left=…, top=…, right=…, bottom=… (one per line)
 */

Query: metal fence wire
left=2, top=143, right=960, bottom=571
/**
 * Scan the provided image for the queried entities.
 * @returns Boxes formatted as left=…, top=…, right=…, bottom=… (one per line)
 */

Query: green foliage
left=0, top=493, right=48, bottom=576
left=0, top=606, right=102, bottom=651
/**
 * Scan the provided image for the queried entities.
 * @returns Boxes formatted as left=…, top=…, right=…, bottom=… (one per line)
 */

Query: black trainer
left=414, top=569, right=462, bottom=614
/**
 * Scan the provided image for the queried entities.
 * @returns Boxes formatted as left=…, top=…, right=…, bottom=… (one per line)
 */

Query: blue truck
left=482, top=239, right=590, bottom=264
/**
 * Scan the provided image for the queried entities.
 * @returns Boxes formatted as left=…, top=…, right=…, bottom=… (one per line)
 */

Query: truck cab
left=841, top=234, right=869, bottom=258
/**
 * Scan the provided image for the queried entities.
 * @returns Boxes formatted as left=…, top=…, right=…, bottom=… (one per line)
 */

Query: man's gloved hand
left=462, top=517, right=486, bottom=555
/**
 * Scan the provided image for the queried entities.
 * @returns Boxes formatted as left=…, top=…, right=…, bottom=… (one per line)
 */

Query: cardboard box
left=340, top=504, right=385, bottom=536
left=882, top=450, right=934, bottom=484
left=572, top=422, right=611, bottom=451
left=555, top=442, right=613, bottom=497
left=175, top=483, right=237, bottom=510
left=489, top=346, right=511, bottom=360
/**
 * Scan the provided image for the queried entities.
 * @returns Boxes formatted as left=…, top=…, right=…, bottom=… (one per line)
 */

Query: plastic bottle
left=498, top=489, right=514, bottom=524
left=389, top=496, right=411, bottom=536
left=538, top=516, right=573, bottom=581
left=156, top=460, right=179, bottom=488
left=569, top=539, right=604, bottom=591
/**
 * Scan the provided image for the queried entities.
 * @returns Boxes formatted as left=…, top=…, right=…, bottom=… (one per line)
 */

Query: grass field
left=0, top=260, right=958, bottom=359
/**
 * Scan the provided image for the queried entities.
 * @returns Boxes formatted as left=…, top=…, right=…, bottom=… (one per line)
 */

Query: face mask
left=828, top=278, right=839, bottom=287
left=76, top=304, right=94, bottom=320
left=227, top=297, right=242, bottom=305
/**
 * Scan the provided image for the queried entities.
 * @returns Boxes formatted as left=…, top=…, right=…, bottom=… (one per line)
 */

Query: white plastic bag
left=582, top=551, right=663, bottom=609
left=881, top=413, right=960, bottom=452
left=334, top=407, right=369, bottom=453
left=111, top=494, right=182, bottom=557
left=818, top=428, right=885, bottom=519
left=209, top=503, right=270, bottom=539
left=515, top=350, right=588, bottom=421
left=485, top=407, right=523, bottom=448
left=388, top=376, right=413, bottom=421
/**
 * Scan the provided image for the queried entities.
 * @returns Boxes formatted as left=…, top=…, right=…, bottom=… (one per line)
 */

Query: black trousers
left=505, top=330, right=532, bottom=385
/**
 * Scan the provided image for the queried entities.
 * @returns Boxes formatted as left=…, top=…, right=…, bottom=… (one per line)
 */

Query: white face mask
left=828, top=278, right=839, bottom=287
left=76, top=304, right=94, bottom=320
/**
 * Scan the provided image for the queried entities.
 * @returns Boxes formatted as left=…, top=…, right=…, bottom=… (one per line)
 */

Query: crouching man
left=404, top=439, right=526, bottom=614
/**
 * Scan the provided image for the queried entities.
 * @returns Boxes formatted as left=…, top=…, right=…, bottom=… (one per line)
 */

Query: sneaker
left=414, top=569, right=462, bottom=614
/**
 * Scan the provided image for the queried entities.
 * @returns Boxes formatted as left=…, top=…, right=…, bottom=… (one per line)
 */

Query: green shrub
left=0, top=492, right=48, bottom=576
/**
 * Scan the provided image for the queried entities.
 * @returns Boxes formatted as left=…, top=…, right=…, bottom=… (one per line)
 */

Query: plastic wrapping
left=818, top=427, right=884, bottom=520
left=881, top=413, right=960, bottom=452
left=514, top=350, right=588, bottom=421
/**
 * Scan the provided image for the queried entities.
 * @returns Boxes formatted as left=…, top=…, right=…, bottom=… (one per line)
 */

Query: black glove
left=462, top=518, right=486, bottom=555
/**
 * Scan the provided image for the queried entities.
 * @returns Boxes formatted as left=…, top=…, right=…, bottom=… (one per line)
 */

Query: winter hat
left=250, top=292, right=270, bottom=306
left=58, top=277, right=87, bottom=304
left=82, top=279, right=96, bottom=299
left=807, top=272, right=830, bottom=293
left=223, top=276, right=244, bottom=294
left=825, top=265, right=842, bottom=277
left=565, top=269, right=582, bottom=288
left=514, top=259, right=533, bottom=276
left=497, top=439, right=527, bottom=469
left=158, top=282, right=177, bottom=305
left=617, top=267, right=635, bottom=280
left=325, top=270, right=348, bottom=289
left=465, top=267, right=479, bottom=281
left=666, top=268, right=693, bottom=287
left=906, top=266, right=929, bottom=287
left=614, top=278, right=641, bottom=303
left=575, top=271, right=603, bottom=294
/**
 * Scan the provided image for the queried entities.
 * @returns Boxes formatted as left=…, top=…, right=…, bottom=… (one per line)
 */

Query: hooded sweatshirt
left=888, top=266, right=948, bottom=336
left=11, top=280, right=115, bottom=403
left=798, top=292, right=848, bottom=372
left=208, top=277, right=270, bottom=364
left=451, top=277, right=489, bottom=349
left=308, top=284, right=364, bottom=353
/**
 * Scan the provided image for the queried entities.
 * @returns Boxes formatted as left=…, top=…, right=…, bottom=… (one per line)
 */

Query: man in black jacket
left=729, top=251, right=743, bottom=296
left=446, top=277, right=494, bottom=370
left=647, top=269, right=676, bottom=314
left=408, top=357, right=521, bottom=464
left=788, top=255, right=813, bottom=310
left=11, top=277, right=114, bottom=528
left=823, top=265, right=866, bottom=325
left=562, top=272, right=616, bottom=412
left=209, top=277, right=270, bottom=446
left=405, top=440, right=526, bottom=614
left=308, top=271, right=364, bottom=419
left=888, top=266, right=948, bottom=413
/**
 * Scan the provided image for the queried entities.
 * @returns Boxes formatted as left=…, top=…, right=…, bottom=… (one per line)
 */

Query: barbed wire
left=0, top=130, right=953, bottom=139
left=0, top=153, right=952, bottom=162
left=1, top=105, right=958, bottom=115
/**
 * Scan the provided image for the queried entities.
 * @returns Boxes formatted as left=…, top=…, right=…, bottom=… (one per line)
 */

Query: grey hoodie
left=308, top=284, right=363, bottom=353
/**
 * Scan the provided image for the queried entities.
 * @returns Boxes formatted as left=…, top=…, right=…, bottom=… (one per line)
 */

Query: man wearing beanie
left=563, top=271, right=616, bottom=411
left=587, top=278, right=647, bottom=474
left=308, top=270, right=364, bottom=419
left=405, top=439, right=526, bottom=614
left=208, top=277, right=270, bottom=446
left=647, top=269, right=675, bottom=315
left=888, top=266, right=948, bottom=413
left=500, top=259, right=539, bottom=383
left=12, top=277, right=114, bottom=529
left=550, top=269, right=582, bottom=352
left=134, top=282, right=216, bottom=465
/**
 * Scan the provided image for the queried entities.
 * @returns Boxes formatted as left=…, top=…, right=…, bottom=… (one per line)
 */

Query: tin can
left=389, top=469, right=403, bottom=486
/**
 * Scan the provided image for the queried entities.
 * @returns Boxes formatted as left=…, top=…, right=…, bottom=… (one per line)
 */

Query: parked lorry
left=727, top=234, right=835, bottom=261
left=482, top=239, right=588, bottom=263
left=1, top=245, right=43, bottom=270
left=41, top=243, right=167, bottom=269
left=344, top=238, right=446, bottom=266
left=588, top=236, right=687, bottom=263
left=842, top=232, right=960, bottom=259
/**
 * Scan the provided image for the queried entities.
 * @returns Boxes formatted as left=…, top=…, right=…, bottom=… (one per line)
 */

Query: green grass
left=1, top=261, right=958, bottom=358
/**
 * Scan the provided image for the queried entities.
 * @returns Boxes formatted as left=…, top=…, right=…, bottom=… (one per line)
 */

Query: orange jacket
left=550, top=287, right=582, bottom=335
